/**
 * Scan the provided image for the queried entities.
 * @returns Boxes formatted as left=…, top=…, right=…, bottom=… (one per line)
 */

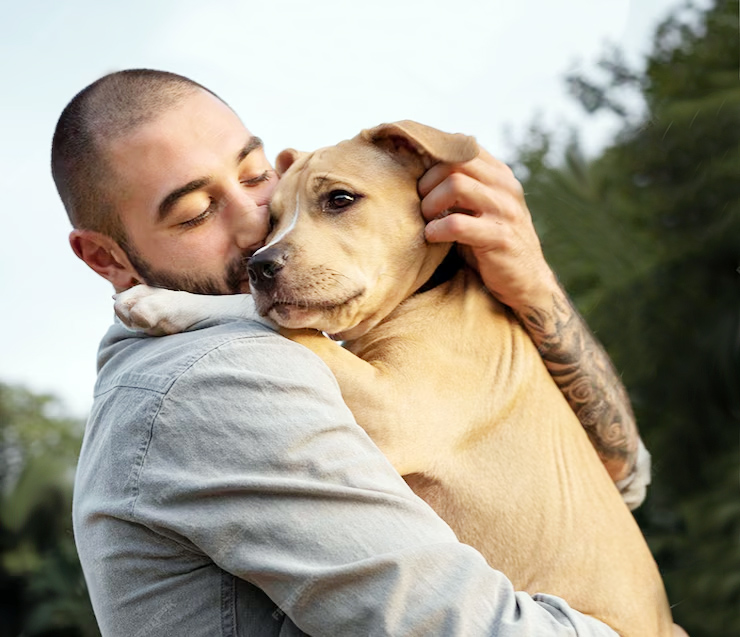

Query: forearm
left=512, top=282, right=639, bottom=482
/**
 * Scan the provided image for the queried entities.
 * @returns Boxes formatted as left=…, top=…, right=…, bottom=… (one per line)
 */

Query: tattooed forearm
left=514, top=289, right=638, bottom=482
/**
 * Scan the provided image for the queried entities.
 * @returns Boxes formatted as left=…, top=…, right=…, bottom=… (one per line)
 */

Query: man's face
left=106, top=89, right=277, bottom=294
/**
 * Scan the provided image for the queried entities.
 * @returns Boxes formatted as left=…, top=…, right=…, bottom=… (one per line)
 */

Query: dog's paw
left=114, top=285, right=193, bottom=335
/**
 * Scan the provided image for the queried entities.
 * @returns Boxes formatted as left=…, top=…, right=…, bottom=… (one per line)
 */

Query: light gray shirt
left=73, top=313, right=618, bottom=636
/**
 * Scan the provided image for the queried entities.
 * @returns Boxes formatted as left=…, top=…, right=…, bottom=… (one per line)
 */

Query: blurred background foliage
left=516, top=1, right=740, bottom=634
left=2, top=0, right=737, bottom=634
left=0, top=384, right=97, bottom=636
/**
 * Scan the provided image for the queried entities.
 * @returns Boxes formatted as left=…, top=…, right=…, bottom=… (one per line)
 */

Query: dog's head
left=249, top=121, right=478, bottom=340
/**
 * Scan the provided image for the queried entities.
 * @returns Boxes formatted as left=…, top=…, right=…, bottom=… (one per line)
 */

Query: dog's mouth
left=259, top=289, right=365, bottom=329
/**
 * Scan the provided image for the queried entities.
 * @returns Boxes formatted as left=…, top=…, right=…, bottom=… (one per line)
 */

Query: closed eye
left=241, top=170, right=273, bottom=187
left=180, top=199, right=217, bottom=228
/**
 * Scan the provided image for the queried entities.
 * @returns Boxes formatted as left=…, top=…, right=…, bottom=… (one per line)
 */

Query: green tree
left=0, top=383, right=99, bottom=637
left=514, top=1, right=740, bottom=634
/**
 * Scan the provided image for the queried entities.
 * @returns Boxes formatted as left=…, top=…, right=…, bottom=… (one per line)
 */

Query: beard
left=122, top=241, right=250, bottom=296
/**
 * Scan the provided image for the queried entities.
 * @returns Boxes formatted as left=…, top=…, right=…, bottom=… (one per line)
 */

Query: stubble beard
left=122, top=240, right=250, bottom=296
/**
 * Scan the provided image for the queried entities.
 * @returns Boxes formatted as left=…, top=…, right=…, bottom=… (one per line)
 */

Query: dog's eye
left=325, top=190, right=357, bottom=212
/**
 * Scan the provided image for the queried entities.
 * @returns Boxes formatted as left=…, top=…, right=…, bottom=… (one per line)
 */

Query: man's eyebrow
left=237, top=136, right=263, bottom=164
left=158, top=177, right=211, bottom=222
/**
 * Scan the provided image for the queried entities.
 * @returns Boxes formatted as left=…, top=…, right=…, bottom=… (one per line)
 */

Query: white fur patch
left=252, top=195, right=301, bottom=257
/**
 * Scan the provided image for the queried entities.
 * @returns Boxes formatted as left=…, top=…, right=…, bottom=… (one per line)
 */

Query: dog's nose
left=249, top=259, right=282, bottom=281
left=247, top=246, right=286, bottom=289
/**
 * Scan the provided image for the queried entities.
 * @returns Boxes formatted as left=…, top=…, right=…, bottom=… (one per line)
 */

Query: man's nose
left=247, top=245, right=286, bottom=291
left=229, top=192, right=271, bottom=250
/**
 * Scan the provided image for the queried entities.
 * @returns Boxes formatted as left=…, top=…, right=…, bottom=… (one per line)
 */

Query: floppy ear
left=360, top=120, right=479, bottom=171
left=275, top=148, right=306, bottom=176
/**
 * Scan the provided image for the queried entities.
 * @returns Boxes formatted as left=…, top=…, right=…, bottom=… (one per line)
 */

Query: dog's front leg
left=284, top=329, right=427, bottom=476
left=114, top=285, right=252, bottom=335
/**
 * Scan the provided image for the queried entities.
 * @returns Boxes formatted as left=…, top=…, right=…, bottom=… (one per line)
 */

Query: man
left=53, top=69, right=649, bottom=636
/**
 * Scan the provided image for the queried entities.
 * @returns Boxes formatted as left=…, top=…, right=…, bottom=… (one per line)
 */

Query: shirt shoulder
left=94, top=316, right=333, bottom=398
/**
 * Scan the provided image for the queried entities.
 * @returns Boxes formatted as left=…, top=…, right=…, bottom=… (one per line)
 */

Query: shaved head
left=51, top=69, right=221, bottom=243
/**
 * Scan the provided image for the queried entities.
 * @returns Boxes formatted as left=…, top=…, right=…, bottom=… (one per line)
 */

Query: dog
left=116, top=121, right=674, bottom=636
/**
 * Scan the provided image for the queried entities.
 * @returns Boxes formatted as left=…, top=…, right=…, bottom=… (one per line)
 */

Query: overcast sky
left=1, top=0, right=699, bottom=417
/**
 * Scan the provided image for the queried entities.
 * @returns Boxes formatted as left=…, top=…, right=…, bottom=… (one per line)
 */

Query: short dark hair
left=51, top=69, right=218, bottom=241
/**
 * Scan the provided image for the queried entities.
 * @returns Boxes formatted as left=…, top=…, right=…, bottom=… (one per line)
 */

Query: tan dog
left=246, top=121, right=674, bottom=637
left=116, top=122, right=673, bottom=636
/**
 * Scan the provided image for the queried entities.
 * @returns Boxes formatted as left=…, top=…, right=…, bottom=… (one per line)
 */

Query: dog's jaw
left=260, top=287, right=366, bottom=332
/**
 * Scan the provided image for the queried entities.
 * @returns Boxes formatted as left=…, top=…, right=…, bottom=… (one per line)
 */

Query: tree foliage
left=0, top=383, right=98, bottom=636
left=516, top=1, right=740, bottom=634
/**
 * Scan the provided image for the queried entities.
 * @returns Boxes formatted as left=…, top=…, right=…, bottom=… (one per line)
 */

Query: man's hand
left=418, top=149, right=646, bottom=498
left=418, top=148, right=559, bottom=313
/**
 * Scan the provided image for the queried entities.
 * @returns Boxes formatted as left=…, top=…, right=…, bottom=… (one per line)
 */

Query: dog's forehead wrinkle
left=308, top=142, right=397, bottom=181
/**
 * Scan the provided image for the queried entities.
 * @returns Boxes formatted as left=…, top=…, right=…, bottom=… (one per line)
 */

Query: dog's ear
left=361, top=120, right=479, bottom=170
left=275, top=148, right=306, bottom=177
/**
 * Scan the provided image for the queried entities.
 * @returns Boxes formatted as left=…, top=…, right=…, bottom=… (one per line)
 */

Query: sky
left=0, top=0, right=701, bottom=418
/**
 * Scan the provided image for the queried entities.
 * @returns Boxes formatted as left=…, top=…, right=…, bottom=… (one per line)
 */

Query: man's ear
left=69, top=229, right=140, bottom=293
left=360, top=120, right=479, bottom=172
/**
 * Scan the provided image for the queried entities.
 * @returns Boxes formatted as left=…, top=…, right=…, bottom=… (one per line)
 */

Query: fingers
left=418, top=147, right=522, bottom=216
left=421, top=171, right=525, bottom=232
left=418, top=148, right=498, bottom=197
left=416, top=144, right=557, bottom=311
left=425, top=212, right=509, bottom=248
left=418, top=144, right=532, bottom=255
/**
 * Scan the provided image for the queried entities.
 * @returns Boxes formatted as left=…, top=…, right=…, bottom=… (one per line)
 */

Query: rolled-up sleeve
left=133, top=332, right=617, bottom=636
left=616, top=438, right=652, bottom=510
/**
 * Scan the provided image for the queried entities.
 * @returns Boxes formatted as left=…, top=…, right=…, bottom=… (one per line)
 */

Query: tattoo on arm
left=514, top=290, right=638, bottom=481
